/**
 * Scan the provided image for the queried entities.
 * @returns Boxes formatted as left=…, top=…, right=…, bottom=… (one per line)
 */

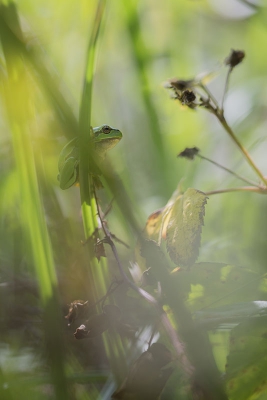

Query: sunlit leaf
left=145, top=208, right=164, bottom=241
left=144, top=183, right=183, bottom=243
left=166, top=188, right=208, bottom=267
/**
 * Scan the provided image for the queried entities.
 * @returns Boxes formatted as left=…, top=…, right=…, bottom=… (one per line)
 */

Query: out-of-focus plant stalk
left=0, top=4, right=68, bottom=399
left=123, top=0, right=172, bottom=196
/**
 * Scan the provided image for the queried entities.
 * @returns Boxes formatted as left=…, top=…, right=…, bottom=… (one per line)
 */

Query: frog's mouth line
left=95, top=137, right=121, bottom=151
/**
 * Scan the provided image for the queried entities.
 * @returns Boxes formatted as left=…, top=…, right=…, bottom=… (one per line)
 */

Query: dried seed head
left=225, top=49, right=245, bottom=68
left=178, top=147, right=200, bottom=160
left=181, top=90, right=196, bottom=106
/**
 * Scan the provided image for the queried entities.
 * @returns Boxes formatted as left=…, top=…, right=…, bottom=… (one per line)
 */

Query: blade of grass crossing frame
left=79, top=0, right=106, bottom=236
left=78, top=0, right=127, bottom=381
left=0, top=4, right=69, bottom=399
left=78, top=0, right=106, bottom=303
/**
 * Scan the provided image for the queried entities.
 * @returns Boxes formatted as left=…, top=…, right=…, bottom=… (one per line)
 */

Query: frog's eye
left=102, top=125, right=112, bottom=134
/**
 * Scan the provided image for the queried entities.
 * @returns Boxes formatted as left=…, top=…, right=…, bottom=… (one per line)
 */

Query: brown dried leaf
left=95, top=238, right=106, bottom=261
left=74, top=313, right=109, bottom=339
left=73, top=324, right=89, bottom=339
left=65, top=300, right=89, bottom=326
left=144, top=208, right=164, bottom=241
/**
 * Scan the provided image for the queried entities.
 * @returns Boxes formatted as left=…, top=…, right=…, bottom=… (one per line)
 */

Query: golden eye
left=102, top=125, right=112, bottom=134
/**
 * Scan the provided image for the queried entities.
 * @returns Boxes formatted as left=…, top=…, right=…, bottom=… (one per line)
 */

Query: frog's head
left=93, top=124, right=122, bottom=154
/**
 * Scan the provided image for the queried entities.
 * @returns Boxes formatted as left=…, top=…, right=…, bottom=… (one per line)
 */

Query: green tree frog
left=58, top=124, right=122, bottom=190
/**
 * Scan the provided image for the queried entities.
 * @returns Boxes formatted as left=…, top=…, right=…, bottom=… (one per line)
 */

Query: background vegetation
left=1, top=0, right=267, bottom=399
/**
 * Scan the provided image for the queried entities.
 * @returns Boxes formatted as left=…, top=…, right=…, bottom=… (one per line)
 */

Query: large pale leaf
left=225, top=317, right=267, bottom=400
left=166, top=188, right=208, bottom=266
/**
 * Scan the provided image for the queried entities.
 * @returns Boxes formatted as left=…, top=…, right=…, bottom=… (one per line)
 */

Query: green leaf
left=195, top=301, right=267, bottom=330
left=166, top=188, right=208, bottom=266
left=226, top=317, right=267, bottom=400
left=173, top=262, right=261, bottom=312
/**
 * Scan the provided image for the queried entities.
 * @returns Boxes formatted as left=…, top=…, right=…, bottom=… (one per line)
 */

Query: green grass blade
left=123, top=0, right=172, bottom=196
left=79, top=0, right=106, bottom=234
left=0, top=4, right=68, bottom=399
left=77, top=1, right=128, bottom=383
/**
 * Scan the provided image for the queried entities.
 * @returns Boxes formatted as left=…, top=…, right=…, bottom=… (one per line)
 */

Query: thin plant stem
left=102, top=197, right=114, bottom=218
left=238, top=0, right=258, bottom=10
left=94, top=279, right=124, bottom=309
left=221, top=67, right=232, bottom=112
left=205, top=186, right=267, bottom=196
left=109, top=233, right=130, bottom=249
left=199, top=83, right=219, bottom=109
left=199, top=79, right=267, bottom=186
left=93, top=187, right=159, bottom=303
left=197, top=154, right=260, bottom=187
left=216, top=114, right=267, bottom=186
left=97, top=198, right=130, bottom=248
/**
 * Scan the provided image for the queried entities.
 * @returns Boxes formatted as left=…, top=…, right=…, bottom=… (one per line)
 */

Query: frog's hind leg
left=58, top=157, right=79, bottom=190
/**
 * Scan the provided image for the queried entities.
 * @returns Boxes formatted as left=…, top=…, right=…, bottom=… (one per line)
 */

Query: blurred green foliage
left=1, top=0, right=267, bottom=399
